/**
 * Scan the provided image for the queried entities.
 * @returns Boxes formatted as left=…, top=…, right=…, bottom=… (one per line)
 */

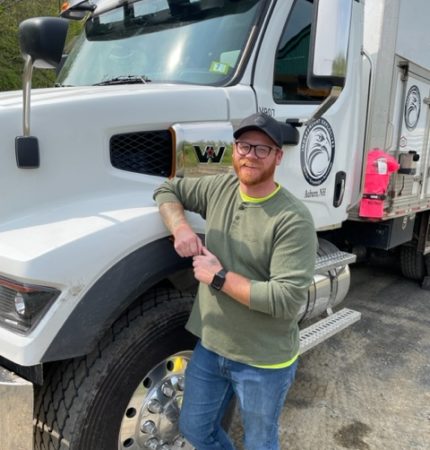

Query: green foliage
left=0, top=0, right=83, bottom=91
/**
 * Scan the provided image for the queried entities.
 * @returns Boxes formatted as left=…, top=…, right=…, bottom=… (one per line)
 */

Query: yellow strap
left=250, top=352, right=299, bottom=369
left=240, top=183, right=281, bottom=203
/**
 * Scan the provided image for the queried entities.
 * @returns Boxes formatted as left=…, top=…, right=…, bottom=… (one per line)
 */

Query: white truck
left=1, top=0, right=429, bottom=448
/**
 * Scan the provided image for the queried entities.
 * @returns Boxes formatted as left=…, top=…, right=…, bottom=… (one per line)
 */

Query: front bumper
left=0, top=366, right=33, bottom=450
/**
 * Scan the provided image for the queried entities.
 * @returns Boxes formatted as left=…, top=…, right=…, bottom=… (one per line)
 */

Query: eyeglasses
left=234, top=141, right=277, bottom=159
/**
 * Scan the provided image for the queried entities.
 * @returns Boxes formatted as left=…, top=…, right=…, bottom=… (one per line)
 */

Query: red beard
left=233, top=155, right=277, bottom=186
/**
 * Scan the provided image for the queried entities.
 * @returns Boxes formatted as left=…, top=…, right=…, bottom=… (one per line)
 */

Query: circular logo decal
left=404, top=85, right=421, bottom=131
left=301, top=118, right=335, bottom=186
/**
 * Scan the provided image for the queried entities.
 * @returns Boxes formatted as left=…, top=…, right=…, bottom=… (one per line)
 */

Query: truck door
left=252, top=0, right=364, bottom=230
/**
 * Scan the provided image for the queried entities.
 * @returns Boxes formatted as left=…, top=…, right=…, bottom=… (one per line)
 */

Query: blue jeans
left=179, top=340, right=298, bottom=450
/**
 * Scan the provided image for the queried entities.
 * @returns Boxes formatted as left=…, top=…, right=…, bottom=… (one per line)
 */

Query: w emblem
left=193, top=145, right=226, bottom=163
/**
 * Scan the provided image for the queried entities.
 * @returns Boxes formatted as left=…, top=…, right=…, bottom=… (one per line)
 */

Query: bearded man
left=153, top=113, right=317, bottom=450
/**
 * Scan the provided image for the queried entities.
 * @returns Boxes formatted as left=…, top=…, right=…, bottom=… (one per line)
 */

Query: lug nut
left=160, top=444, right=171, bottom=450
left=145, top=438, right=159, bottom=449
left=173, top=437, right=186, bottom=448
left=177, top=377, right=185, bottom=391
left=161, top=382, right=175, bottom=398
left=175, top=394, right=183, bottom=409
left=147, top=399, right=163, bottom=414
left=140, top=420, right=156, bottom=434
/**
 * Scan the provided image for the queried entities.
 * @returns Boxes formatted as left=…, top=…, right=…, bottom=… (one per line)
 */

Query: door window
left=273, top=0, right=329, bottom=103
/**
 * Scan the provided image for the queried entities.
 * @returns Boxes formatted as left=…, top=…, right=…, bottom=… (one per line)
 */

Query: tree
left=0, top=0, right=60, bottom=91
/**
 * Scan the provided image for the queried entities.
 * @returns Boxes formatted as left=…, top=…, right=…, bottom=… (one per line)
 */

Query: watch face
left=211, top=270, right=226, bottom=290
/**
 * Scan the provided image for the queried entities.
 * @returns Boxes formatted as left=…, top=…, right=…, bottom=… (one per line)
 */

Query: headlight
left=0, top=275, right=60, bottom=333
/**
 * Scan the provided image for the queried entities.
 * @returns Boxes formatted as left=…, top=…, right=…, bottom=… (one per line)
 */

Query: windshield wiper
left=93, top=75, right=151, bottom=86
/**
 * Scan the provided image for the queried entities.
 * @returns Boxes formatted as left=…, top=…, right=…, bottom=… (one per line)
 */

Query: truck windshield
left=57, top=0, right=264, bottom=87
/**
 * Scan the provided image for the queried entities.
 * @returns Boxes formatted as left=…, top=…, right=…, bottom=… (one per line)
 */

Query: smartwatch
left=211, top=269, right=227, bottom=291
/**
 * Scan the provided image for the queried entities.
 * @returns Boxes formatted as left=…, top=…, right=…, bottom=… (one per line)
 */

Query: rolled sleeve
left=153, top=190, right=182, bottom=206
left=250, top=278, right=310, bottom=319
left=153, top=175, right=224, bottom=218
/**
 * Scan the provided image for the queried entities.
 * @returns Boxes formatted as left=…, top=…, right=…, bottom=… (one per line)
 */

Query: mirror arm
left=287, top=86, right=342, bottom=128
left=306, top=86, right=342, bottom=125
left=22, top=55, right=34, bottom=137
left=310, top=86, right=342, bottom=122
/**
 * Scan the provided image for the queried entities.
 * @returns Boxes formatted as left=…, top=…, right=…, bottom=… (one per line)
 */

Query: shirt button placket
left=234, top=204, right=245, bottom=222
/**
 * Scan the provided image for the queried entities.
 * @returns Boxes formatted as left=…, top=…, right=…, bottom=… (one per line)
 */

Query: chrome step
left=299, top=308, right=361, bottom=354
left=314, top=251, right=357, bottom=274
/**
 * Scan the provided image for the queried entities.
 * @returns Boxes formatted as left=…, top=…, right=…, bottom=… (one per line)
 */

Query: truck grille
left=110, top=130, right=173, bottom=177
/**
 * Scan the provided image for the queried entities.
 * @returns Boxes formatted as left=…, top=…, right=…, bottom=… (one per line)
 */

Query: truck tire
left=33, top=287, right=197, bottom=450
left=425, top=254, right=430, bottom=277
left=400, top=245, right=425, bottom=281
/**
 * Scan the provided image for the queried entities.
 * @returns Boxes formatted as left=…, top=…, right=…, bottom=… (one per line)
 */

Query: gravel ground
left=229, top=263, right=430, bottom=450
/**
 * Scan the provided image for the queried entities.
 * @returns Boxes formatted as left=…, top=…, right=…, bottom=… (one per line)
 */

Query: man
left=153, top=113, right=317, bottom=449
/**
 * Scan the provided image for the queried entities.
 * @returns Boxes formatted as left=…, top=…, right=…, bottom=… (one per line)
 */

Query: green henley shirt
left=154, top=173, right=317, bottom=366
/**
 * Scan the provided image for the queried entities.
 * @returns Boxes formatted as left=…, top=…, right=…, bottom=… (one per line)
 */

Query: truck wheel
left=400, top=245, right=425, bottom=281
left=34, top=288, right=197, bottom=450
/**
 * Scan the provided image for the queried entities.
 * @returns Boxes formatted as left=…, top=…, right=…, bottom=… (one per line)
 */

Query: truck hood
left=0, top=83, right=231, bottom=220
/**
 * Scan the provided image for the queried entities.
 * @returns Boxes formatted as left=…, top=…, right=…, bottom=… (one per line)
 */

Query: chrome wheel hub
left=119, top=351, right=193, bottom=449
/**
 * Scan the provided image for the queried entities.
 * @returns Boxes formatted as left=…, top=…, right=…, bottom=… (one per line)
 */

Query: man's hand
left=159, top=202, right=203, bottom=257
left=192, top=247, right=223, bottom=285
left=173, top=223, right=203, bottom=257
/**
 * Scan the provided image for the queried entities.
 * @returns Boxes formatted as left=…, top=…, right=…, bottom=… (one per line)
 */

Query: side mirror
left=307, top=0, right=353, bottom=89
left=19, top=17, right=69, bottom=69
left=16, top=17, right=69, bottom=169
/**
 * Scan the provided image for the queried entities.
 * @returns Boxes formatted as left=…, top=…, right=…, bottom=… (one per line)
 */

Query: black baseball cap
left=233, top=113, right=286, bottom=148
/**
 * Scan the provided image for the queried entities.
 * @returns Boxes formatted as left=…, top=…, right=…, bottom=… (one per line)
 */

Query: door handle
left=333, top=171, right=346, bottom=207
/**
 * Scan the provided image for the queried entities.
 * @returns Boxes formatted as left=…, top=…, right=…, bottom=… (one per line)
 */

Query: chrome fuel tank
left=299, top=239, right=352, bottom=322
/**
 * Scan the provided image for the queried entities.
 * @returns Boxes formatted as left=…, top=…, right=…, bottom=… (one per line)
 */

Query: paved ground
left=230, top=262, right=430, bottom=449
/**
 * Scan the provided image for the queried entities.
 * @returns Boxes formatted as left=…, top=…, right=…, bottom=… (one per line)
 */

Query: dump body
left=360, top=0, right=430, bottom=219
